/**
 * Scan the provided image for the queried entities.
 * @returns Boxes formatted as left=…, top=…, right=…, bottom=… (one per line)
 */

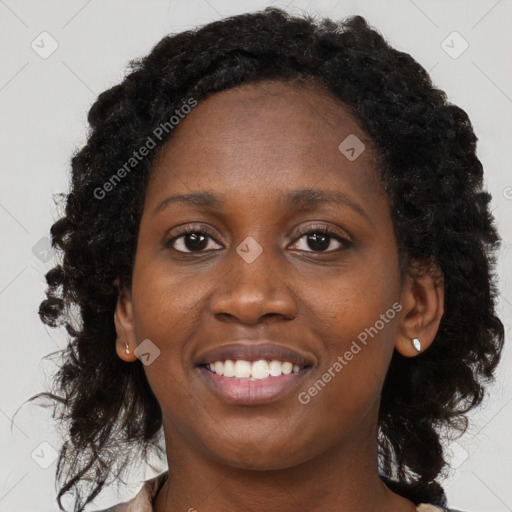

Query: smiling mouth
left=199, top=359, right=310, bottom=381
left=197, top=360, right=312, bottom=405
left=194, top=341, right=315, bottom=403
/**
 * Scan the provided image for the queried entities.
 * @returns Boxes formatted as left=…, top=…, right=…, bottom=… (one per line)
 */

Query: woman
left=30, top=8, right=504, bottom=512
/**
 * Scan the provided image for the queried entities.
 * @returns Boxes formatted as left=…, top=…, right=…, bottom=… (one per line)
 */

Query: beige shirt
left=95, top=471, right=462, bottom=512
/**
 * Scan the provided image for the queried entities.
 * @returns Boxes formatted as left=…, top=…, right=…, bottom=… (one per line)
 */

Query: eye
left=289, top=226, right=353, bottom=253
left=165, top=226, right=223, bottom=253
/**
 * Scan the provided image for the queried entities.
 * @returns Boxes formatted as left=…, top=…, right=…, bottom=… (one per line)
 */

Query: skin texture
left=114, top=81, right=444, bottom=512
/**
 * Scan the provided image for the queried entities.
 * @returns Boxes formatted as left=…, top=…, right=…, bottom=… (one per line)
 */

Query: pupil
left=185, top=233, right=207, bottom=251
left=308, top=233, right=329, bottom=251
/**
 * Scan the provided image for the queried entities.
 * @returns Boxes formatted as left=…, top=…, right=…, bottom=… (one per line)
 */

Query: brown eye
left=167, top=230, right=222, bottom=253
left=289, top=228, right=353, bottom=253
left=305, top=232, right=332, bottom=252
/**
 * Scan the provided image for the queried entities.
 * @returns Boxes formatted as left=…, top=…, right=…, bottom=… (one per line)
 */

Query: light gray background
left=1, top=1, right=511, bottom=511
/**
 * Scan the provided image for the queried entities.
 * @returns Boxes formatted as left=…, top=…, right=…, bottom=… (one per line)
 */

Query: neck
left=153, top=417, right=415, bottom=512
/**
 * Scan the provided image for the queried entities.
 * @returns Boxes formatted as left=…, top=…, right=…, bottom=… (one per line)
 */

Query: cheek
left=298, top=304, right=397, bottom=444
left=297, top=250, right=400, bottom=420
left=129, top=260, right=212, bottom=398
left=305, top=245, right=400, bottom=343
left=131, top=258, right=209, bottom=341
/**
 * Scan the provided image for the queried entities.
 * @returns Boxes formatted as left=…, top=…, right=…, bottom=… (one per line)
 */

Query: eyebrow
left=152, top=189, right=369, bottom=220
left=286, top=189, right=369, bottom=220
left=153, top=192, right=222, bottom=216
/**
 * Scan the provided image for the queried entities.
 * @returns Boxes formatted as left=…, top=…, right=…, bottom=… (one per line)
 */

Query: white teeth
left=207, top=359, right=304, bottom=379
left=223, top=359, right=235, bottom=377
left=281, top=362, right=293, bottom=375
left=269, top=360, right=282, bottom=377
left=251, top=360, right=269, bottom=380
left=214, top=361, right=224, bottom=375
left=234, top=360, right=252, bottom=378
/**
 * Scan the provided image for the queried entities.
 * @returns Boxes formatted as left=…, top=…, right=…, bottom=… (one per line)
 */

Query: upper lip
left=195, top=341, right=315, bottom=367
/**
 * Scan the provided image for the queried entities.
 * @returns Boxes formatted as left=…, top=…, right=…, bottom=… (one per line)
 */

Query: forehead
left=148, top=80, right=381, bottom=202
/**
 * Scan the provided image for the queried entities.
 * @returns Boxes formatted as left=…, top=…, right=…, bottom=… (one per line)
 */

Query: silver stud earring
left=125, top=341, right=130, bottom=355
left=412, top=338, right=421, bottom=352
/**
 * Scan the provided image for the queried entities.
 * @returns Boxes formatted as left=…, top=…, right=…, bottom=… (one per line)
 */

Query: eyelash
left=291, top=225, right=353, bottom=252
left=164, top=225, right=220, bottom=253
left=164, top=224, right=353, bottom=254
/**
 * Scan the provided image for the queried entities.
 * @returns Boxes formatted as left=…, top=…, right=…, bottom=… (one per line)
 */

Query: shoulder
left=93, top=472, right=468, bottom=512
left=379, top=475, right=466, bottom=512
left=416, top=505, right=467, bottom=512
left=92, top=472, right=169, bottom=512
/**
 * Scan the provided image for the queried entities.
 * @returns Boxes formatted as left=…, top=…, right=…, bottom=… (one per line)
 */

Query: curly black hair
left=25, top=7, right=504, bottom=512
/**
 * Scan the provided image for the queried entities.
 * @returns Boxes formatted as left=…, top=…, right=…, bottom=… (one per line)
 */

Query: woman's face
left=117, top=81, right=409, bottom=469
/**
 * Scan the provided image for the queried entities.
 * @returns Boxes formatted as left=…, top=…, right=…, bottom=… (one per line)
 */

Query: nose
left=209, top=242, right=297, bottom=325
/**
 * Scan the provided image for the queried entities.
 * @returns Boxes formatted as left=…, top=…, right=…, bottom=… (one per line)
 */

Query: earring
left=125, top=341, right=130, bottom=355
left=412, top=338, right=421, bottom=352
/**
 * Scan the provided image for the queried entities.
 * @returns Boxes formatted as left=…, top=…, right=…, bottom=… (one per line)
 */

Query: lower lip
left=198, top=366, right=310, bottom=405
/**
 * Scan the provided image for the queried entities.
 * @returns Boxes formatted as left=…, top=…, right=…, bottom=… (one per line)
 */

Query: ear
left=395, top=262, right=444, bottom=357
left=113, top=278, right=138, bottom=362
